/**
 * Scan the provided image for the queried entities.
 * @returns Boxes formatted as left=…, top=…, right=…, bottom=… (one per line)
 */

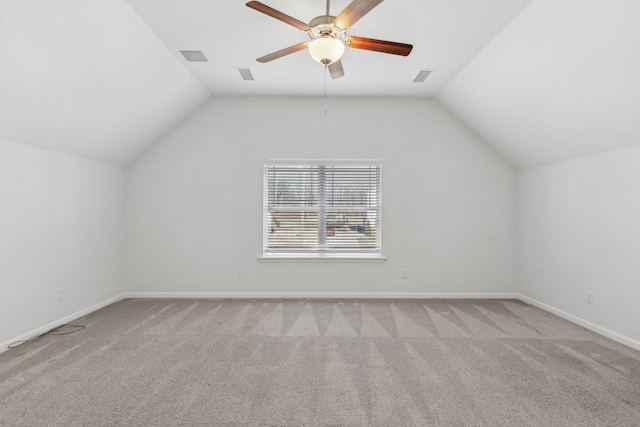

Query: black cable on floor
left=7, top=324, right=86, bottom=349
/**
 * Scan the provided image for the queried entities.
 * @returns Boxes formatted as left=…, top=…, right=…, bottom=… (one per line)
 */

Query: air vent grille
left=413, top=70, right=432, bottom=83
left=180, top=51, right=208, bottom=62
left=237, top=68, right=255, bottom=81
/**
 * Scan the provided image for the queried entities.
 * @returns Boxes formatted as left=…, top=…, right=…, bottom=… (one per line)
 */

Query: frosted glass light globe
left=308, top=38, right=345, bottom=64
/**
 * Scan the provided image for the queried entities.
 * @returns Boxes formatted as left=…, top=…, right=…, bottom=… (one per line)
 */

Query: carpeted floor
left=1, top=299, right=640, bottom=426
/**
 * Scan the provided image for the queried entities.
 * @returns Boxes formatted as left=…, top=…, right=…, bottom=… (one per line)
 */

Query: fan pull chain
left=324, top=64, right=328, bottom=116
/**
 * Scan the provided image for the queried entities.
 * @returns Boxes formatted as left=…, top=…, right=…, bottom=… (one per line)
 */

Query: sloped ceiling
left=0, top=0, right=533, bottom=165
left=0, top=0, right=209, bottom=165
left=6, top=0, right=638, bottom=169
left=438, top=0, right=640, bottom=169
left=125, top=0, right=532, bottom=98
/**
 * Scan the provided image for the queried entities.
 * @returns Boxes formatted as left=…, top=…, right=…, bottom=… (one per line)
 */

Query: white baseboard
left=0, top=294, right=125, bottom=354
left=517, top=294, right=640, bottom=352
left=1, top=291, right=515, bottom=353
left=122, top=292, right=519, bottom=300
left=4, top=292, right=639, bottom=354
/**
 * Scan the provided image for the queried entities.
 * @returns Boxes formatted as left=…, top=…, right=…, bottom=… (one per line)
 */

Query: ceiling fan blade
left=328, top=60, right=345, bottom=79
left=246, top=1, right=311, bottom=31
left=333, top=0, right=383, bottom=30
left=347, top=36, right=413, bottom=56
left=256, top=42, right=309, bottom=63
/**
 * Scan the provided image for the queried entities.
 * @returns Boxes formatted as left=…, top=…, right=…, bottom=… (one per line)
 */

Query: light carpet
left=1, top=298, right=640, bottom=426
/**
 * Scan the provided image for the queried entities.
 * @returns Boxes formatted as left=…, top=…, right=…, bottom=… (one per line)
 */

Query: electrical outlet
left=236, top=269, right=242, bottom=279
left=402, top=268, right=409, bottom=279
left=58, top=288, right=64, bottom=301
left=586, top=290, right=594, bottom=304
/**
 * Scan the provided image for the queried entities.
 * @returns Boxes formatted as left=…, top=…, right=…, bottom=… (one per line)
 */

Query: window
left=262, top=160, right=382, bottom=259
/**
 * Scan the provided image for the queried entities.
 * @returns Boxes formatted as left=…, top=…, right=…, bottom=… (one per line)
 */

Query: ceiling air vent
left=180, top=50, right=208, bottom=62
left=413, top=70, right=432, bottom=83
left=237, top=68, right=255, bottom=81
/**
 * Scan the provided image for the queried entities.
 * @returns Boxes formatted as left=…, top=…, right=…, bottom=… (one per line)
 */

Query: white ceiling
left=438, top=0, right=640, bottom=169
left=5, top=0, right=638, bottom=170
left=0, top=0, right=209, bottom=165
left=125, top=0, right=532, bottom=98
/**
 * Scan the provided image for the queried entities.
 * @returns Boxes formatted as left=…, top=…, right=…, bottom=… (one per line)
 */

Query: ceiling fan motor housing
left=308, top=16, right=346, bottom=40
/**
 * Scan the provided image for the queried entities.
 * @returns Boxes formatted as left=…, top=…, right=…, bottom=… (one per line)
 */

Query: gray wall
left=0, top=138, right=125, bottom=346
left=517, top=144, right=640, bottom=344
left=125, top=97, right=517, bottom=295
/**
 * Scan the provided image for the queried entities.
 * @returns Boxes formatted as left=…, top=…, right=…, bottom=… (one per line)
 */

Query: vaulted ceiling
left=438, top=0, right=640, bottom=169
left=0, top=0, right=209, bottom=165
left=125, top=0, right=530, bottom=98
left=1, top=0, right=639, bottom=169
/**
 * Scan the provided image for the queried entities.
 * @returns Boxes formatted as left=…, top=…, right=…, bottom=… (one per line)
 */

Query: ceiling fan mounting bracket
left=309, top=15, right=336, bottom=27
left=307, top=16, right=346, bottom=41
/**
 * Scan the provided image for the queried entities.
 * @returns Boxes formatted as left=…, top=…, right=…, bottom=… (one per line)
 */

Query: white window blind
left=263, top=160, right=382, bottom=256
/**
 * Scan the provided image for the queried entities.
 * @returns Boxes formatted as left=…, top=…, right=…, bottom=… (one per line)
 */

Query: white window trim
left=262, top=159, right=384, bottom=262
left=258, top=253, right=387, bottom=262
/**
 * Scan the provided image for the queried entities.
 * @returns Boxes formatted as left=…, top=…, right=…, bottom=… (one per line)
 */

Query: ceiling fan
left=246, top=0, right=413, bottom=79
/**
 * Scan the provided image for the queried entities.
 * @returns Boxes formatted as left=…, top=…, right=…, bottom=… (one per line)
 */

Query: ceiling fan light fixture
left=308, top=38, right=345, bottom=65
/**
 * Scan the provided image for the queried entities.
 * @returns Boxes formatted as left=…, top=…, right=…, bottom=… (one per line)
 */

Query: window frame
left=259, top=159, right=385, bottom=262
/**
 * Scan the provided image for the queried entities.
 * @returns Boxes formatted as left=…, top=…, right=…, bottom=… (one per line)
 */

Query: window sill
left=258, top=254, right=387, bottom=263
